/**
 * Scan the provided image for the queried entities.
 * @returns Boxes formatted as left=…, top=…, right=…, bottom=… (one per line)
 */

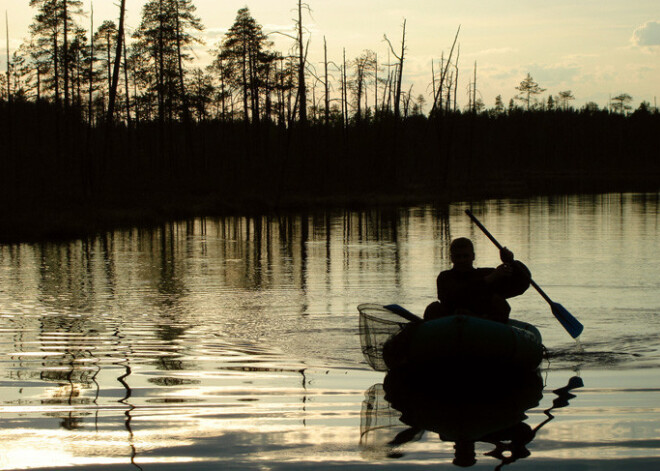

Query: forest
left=1, top=0, right=659, bottom=242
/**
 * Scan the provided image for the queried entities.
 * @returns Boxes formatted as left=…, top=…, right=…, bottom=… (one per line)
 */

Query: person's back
left=424, top=238, right=530, bottom=322
left=436, top=266, right=502, bottom=319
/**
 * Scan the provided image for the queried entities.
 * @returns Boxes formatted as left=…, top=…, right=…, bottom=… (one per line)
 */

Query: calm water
left=0, top=193, right=659, bottom=470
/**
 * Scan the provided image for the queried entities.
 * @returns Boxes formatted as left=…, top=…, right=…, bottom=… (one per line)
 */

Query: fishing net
left=358, top=303, right=419, bottom=371
left=360, top=383, right=402, bottom=445
left=359, top=383, right=422, bottom=458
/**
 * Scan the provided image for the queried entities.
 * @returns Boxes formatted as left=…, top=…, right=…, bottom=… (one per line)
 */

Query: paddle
left=465, top=209, right=584, bottom=339
left=383, top=304, right=423, bottom=323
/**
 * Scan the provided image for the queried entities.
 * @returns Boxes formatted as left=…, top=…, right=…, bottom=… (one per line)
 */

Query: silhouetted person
left=424, top=238, right=530, bottom=322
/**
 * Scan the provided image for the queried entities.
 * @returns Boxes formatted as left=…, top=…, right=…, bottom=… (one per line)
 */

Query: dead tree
left=296, top=0, right=307, bottom=125
left=5, top=11, right=11, bottom=102
left=106, top=0, right=125, bottom=123
left=430, top=25, right=460, bottom=116
left=323, top=36, right=329, bottom=127
left=87, top=4, right=94, bottom=124
left=383, top=19, right=406, bottom=119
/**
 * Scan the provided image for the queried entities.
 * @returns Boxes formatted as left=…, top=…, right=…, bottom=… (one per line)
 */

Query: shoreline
left=3, top=102, right=658, bottom=245
left=2, top=178, right=657, bottom=244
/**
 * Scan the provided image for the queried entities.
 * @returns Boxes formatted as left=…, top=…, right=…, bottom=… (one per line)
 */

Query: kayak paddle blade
left=551, top=302, right=583, bottom=339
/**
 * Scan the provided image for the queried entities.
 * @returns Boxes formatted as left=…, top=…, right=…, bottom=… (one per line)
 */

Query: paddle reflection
left=360, top=369, right=583, bottom=467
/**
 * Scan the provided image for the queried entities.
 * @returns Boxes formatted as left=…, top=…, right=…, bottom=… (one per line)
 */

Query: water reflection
left=0, top=193, right=658, bottom=469
left=360, top=370, right=583, bottom=467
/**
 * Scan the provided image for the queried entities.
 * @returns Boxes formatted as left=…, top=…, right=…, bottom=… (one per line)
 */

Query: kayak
left=382, top=314, right=544, bottom=371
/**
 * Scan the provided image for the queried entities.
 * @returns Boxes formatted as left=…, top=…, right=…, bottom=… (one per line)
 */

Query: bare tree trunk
left=219, top=58, right=226, bottom=121
left=430, top=25, right=460, bottom=116
left=106, top=0, right=125, bottom=123
left=174, top=0, right=191, bottom=124
left=453, top=46, right=459, bottom=112
left=248, top=48, right=259, bottom=124
left=84, top=2, right=95, bottom=197
left=53, top=23, right=60, bottom=106
left=374, top=53, right=378, bottom=116
left=130, top=64, right=138, bottom=124
left=431, top=60, right=436, bottom=110
left=63, top=0, right=69, bottom=108
left=266, top=63, right=274, bottom=122
left=100, top=0, right=126, bottom=194
left=311, top=79, right=316, bottom=121
left=383, top=20, right=406, bottom=118
left=323, top=36, right=329, bottom=127
left=105, top=30, right=112, bottom=93
left=447, top=71, right=453, bottom=111
left=297, top=0, right=307, bottom=125
left=472, top=61, right=477, bottom=113
left=75, top=47, right=81, bottom=106
left=383, top=50, right=390, bottom=112
left=123, top=29, right=131, bottom=124
left=5, top=11, right=10, bottom=102
left=342, top=49, right=347, bottom=128
left=385, top=69, right=393, bottom=112
left=241, top=43, right=249, bottom=123
left=157, top=0, right=165, bottom=125
left=88, top=3, right=94, bottom=123
left=438, top=53, right=444, bottom=112
left=394, top=19, right=405, bottom=119
left=355, top=67, right=363, bottom=123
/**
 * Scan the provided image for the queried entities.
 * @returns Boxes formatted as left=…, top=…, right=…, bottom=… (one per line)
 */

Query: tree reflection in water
left=360, top=367, right=583, bottom=467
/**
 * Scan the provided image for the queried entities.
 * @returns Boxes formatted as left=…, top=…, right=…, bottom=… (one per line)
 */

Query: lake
left=0, top=192, right=659, bottom=470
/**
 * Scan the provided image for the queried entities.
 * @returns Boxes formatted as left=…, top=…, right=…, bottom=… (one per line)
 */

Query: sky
left=2, top=0, right=659, bottom=111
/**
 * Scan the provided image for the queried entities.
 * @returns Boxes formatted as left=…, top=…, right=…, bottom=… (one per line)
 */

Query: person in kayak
left=424, top=237, right=530, bottom=322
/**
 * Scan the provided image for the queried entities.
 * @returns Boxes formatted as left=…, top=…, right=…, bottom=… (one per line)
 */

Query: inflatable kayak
left=382, top=314, right=544, bottom=371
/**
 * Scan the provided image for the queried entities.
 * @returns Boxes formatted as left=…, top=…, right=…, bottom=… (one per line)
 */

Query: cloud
left=632, top=21, right=660, bottom=47
left=203, top=27, right=228, bottom=39
left=472, top=47, right=518, bottom=57
left=527, top=63, right=581, bottom=87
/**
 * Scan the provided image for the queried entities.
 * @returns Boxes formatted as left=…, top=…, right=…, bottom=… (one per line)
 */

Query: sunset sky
left=2, top=0, right=659, bottom=110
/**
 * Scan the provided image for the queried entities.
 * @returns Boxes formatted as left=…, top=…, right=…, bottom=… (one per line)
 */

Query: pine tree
left=215, top=7, right=272, bottom=124
left=611, top=93, right=633, bottom=114
left=494, top=95, right=505, bottom=115
left=28, top=0, right=61, bottom=103
left=557, top=90, right=575, bottom=110
left=28, top=0, right=83, bottom=106
left=514, top=73, right=546, bottom=110
left=94, top=21, right=118, bottom=95
left=133, top=0, right=203, bottom=123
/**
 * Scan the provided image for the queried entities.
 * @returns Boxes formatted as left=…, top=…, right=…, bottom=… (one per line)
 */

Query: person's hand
left=500, top=247, right=514, bottom=264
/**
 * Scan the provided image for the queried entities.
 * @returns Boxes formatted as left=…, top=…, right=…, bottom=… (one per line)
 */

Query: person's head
left=450, top=237, right=475, bottom=272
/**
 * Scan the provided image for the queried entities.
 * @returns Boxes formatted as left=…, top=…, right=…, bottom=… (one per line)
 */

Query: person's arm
left=484, top=264, right=513, bottom=284
left=484, top=247, right=516, bottom=284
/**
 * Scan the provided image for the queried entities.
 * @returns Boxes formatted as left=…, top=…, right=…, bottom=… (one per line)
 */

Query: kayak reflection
left=360, top=368, right=583, bottom=467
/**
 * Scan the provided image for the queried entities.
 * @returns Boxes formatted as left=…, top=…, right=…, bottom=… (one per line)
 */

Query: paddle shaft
left=464, top=209, right=554, bottom=305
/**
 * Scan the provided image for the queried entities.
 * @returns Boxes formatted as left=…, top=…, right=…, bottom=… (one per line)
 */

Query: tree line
left=2, top=1, right=423, bottom=126
left=2, top=2, right=655, bottom=124
left=0, top=1, right=658, bottom=242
